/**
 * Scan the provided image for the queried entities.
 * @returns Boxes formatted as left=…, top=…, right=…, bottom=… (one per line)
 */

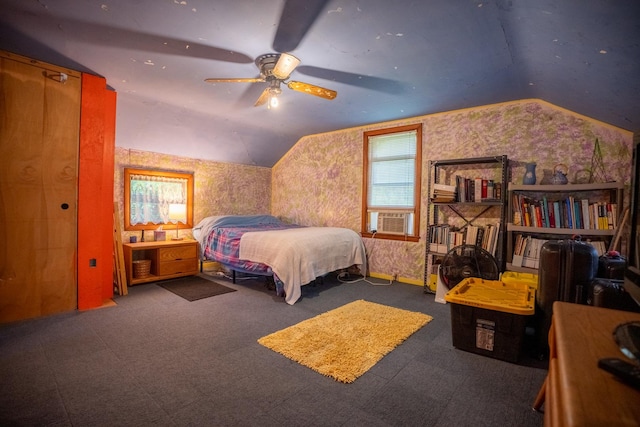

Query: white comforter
left=239, top=227, right=367, bottom=305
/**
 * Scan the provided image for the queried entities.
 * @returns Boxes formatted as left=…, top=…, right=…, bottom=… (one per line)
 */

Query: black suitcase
left=537, top=239, right=599, bottom=306
left=597, top=251, right=627, bottom=280
left=535, top=239, right=599, bottom=355
left=588, top=278, right=640, bottom=312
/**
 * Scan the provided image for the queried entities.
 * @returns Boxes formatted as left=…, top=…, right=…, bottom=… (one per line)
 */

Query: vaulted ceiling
left=1, top=1, right=639, bottom=167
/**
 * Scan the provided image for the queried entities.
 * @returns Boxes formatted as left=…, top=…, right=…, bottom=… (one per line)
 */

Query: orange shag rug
left=258, top=299, right=432, bottom=383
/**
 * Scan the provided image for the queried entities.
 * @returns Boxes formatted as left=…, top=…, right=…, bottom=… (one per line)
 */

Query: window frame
left=123, top=168, right=194, bottom=232
left=361, top=123, right=422, bottom=242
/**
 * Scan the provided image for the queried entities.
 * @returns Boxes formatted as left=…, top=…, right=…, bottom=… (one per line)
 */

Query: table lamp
left=168, top=203, right=187, bottom=240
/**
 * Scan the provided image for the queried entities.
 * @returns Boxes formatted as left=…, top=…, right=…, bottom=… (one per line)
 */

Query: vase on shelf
left=522, top=162, right=537, bottom=185
left=551, top=163, right=569, bottom=185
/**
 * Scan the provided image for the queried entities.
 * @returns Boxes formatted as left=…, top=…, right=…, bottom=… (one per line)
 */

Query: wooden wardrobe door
left=0, top=53, right=81, bottom=323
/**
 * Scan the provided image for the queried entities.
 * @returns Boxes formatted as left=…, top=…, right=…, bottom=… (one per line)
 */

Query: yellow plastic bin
left=444, top=277, right=535, bottom=362
left=501, top=271, right=539, bottom=290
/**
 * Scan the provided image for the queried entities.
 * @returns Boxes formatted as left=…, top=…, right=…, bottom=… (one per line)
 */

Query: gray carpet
left=0, top=272, right=547, bottom=426
left=157, top=275, right=236, bottom=301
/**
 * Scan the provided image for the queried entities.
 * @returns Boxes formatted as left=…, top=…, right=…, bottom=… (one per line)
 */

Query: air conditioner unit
left=377, top=212, right=408, bottom=235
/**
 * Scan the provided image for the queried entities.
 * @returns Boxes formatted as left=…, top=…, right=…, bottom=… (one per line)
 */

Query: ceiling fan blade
left=205, top=78, right=265, bottom=83
left=18, top=15, right=254, bottom=64
left=272, top=0, right=329, bottom=52
left=234, top=82, right=268, bottom=108
left=255, top=88, right=270, bottom=107
left=296, top=65, right=404, bottom=94
left=287, top=81, right=337, bottom=100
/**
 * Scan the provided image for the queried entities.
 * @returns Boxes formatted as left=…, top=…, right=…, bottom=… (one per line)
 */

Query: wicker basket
left=132, top=259, right=152, bottom=278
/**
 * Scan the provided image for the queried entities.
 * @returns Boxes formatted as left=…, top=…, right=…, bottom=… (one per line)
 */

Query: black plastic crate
left=450, top=303, right=528, bottom=363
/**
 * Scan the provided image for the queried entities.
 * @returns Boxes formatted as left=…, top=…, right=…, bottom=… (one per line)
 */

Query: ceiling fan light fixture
left=268, top=94, right=279, bottom=109
left=272, top=53, right=300, bottom=79
left=266, top=80, right=282, bottom=110
left=206, top=53, right=337, bottom=107
left=267, top=84, right=282, bottom=109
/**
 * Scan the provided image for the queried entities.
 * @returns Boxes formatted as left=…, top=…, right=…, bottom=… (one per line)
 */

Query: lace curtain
left=129, top=174, right=187, bottom=226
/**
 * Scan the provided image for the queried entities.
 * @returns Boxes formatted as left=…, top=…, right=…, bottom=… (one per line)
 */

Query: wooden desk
left=533, top=302, right=640, bottom=426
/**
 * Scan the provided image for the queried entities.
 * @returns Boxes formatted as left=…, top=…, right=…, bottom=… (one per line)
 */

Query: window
left=124, top=168, right=194, bottom=231
left=362, top=124, right=422, bottom=241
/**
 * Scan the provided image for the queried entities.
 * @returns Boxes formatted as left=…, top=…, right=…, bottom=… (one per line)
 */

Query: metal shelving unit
left=424, top=155, right=509, bottom=293
left=505, top=181, right=624, bottom=274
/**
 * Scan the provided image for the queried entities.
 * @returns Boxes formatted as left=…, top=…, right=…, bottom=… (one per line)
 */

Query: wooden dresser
left=533, top=301, right=640, bottom=426
left=123, top=240, right=199, bottom=286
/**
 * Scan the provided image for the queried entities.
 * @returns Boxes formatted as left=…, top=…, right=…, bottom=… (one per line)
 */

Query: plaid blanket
left=202, top=223, right=301, bottom=294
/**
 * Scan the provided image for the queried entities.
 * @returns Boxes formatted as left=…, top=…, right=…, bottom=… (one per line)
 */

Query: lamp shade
left=272, top=53, right=300, bottom=80
left=168, top=203, right=187, bottom=224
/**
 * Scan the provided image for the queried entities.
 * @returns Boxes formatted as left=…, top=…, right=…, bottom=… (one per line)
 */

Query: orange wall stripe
left=78, top=73, right=113, bottom=310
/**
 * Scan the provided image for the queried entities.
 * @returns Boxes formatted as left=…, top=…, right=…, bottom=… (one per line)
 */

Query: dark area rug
left=157, top=275, right=236, bottom=301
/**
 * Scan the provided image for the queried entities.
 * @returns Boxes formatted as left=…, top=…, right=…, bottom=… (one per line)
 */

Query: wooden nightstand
left=122, top=240, right=199, bottom=286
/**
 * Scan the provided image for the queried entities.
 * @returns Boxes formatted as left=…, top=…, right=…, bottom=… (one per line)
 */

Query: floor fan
left=439, top=245, right=499, bottom=290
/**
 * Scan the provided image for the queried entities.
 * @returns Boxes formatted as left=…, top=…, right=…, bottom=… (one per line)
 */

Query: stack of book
left=431, top=183, right=456, bottom=203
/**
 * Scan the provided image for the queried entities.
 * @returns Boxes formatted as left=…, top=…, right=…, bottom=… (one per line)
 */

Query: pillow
left=192, top=215, right=283, bottom=240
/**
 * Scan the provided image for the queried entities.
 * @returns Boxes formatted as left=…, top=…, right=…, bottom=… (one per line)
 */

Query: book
left=475, top=227, right=485, bottom=247
left=533, top=202, right=542, bottom=227
left=456, top=175, right=465, bottom=202
left=486, top=180, right=494, bottom=200
left=547, top=199, right=556, bottom=228
left=553, top=201, right=561, bottom=228
left=492, top=223, right=501, bottom=256
left=494, top=182, right=501, bottom=200
left=542, top=196, right=550, bottom=228
left=581, top=199, right=590, bottom=229
left=565, top=197, right=573, bottom=229
left=574, top=200, right=582, bottom=229
left=465, top=225, right=478, bottom=246
left=587, top=240, right=607, bottom=256
left=522, top=238, right=537, bottom=269
left=607, top=203, right=615, bottom=229
left=474, top=178, right=482, bottom=202
left=511, top=234, right=528, bottom=267
left=512, top=194, right=523, bottom=225
left=522, top=197, right=532, bottom=226
left=432, top=183, right=456, bottom=192
left=597, top=203, right=608, bottom=229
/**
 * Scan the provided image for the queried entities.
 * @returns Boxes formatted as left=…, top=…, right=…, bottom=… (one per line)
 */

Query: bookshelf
left=506, top=182, right=624, bottom=274
left=424, top=155, right=509, bottom=293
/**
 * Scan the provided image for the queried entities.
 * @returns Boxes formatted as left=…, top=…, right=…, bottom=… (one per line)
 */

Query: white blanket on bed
left=239, top=227, right=367, bottom=305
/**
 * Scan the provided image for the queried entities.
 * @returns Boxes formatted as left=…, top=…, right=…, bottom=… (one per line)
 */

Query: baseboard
left=368, top=272, right=423, bottom=286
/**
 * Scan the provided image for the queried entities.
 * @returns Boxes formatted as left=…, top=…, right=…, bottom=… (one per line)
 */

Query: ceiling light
left=267, top=85, right=282, bottom=109
left=269, top=94, right=279, bottom=109
left=272, top=53, right=300, bottom=79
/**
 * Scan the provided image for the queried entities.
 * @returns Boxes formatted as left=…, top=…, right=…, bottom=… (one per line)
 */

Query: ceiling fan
left=205, top=52, right=337, bottom=109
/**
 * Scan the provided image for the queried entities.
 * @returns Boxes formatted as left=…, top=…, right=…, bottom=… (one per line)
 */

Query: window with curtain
left=124, top=168, right=194, bottom=231
left=362, top=124, right=422, bottom=241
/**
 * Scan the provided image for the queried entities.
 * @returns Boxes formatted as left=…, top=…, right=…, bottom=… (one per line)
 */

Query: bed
left=192, top=215, right=367, bottom=304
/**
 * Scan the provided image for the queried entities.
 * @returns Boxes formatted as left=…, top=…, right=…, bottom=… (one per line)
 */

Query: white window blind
left=368, top=130, right=417, bottom=208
